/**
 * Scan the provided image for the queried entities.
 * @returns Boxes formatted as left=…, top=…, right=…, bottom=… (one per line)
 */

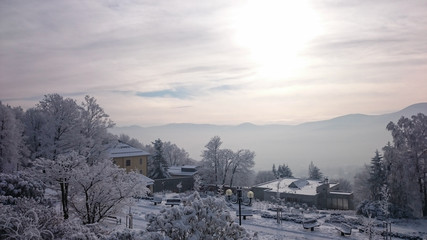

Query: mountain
left=109, top=103, right=427, bottom=180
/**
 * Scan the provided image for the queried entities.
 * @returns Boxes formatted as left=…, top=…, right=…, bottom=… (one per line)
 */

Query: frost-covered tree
left=330, top=178, right=352, bottom=192
left=229, top=149, right=255, bottom=187
left=219, top=148, right=234, bottom=185
left=149, top=139, right=170, bottom=179
left=308, top=161, right=323, bottom=180
left=272, top=164, right=277, bottom=178
left=35, top=94, right=84, bottom=160
left=384, top=113, right=427, bottom=217
left=353, top=165, right=371, bottom=205
left=275, top=163, right=293, bottom=178
left=368, top=150, right=386, bottom=201
left=254, top=170, right=276, bottom=184
left=163, top=141, right=195, bottom=166
left=0, top=171, right=45, bottom=204
left=118, top=134, right=145, bottom=149
left=22, top=108, right=46, bottom=161
left=79, top=95, right=115, bottom=165
left=200, top=136, right=222, bottom=186
left=0, top=102, right=26, bottom=172
left=69, top=159, right=149, bottom=224
left=35, top=151, right=83, bottom=220
left=0, top=198, right=99, bottom=240
left=146, top=191, right=255, bottom=239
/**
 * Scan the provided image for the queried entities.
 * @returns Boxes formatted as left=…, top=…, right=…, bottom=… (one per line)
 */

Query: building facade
left=109, top=141, right=150, bottom=175
left=252, top=178, right=354, bottom=210
left=109, top=141, right=154, bottom=190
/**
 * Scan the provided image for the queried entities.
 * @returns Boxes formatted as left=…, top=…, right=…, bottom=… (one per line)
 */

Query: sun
left=232, top=0, right=321, bottom=80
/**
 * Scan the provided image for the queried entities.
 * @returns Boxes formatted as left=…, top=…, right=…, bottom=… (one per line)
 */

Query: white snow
left=99, top=192, right=427, bottom=240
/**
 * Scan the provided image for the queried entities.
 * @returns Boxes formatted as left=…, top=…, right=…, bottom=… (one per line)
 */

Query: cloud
left=136, top=88, right=193, bottom=99
left=1, top=0, right=426, bottom=126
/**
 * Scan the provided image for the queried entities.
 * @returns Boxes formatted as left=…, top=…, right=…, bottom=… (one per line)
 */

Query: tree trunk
left=60, top=181, right=69, bottom=219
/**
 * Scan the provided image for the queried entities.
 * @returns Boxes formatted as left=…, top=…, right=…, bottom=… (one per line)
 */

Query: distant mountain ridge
left=109, top=103, right=427, bottom=179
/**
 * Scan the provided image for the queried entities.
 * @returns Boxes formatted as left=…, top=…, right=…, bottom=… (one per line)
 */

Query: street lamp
left=237, top=187, right=242, bottom=226
left=247, top=191, right=254, bottom=206
left=225, top=189, right=233, bottom=201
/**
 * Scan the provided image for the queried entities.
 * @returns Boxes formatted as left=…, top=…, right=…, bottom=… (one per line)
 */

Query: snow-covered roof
left=168, top=165, right=198, bottom=176
left=109, top=142, right=150, bottom=158
left=255, top=178, right=329, bottom=196
left=329, top=191, right=352, bottom=196
left=141, top=174, right=154, bottom=185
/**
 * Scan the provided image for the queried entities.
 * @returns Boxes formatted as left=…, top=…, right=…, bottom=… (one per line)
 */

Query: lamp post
left=247, top=191, right=254, bottom=206
left=237, top=187, right=242, bottom=226
left=225, top=189, right=233, bottom=202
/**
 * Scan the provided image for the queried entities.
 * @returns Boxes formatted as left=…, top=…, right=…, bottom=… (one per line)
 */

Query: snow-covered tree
left=272, top=164, right=277, bottom=178
left=118, top=134, right=145, bottom=149
left=330, top=177, right=352, bottom=192
left=368, top=150, right=386, bottom=201
left=229, top=149, right=255, bottom=187
left=384, top=113, right=427, bottom=217
left=0, top=198, right=99, bottom=240
left=35, top=94, right=84, bottom=160
left=146, top=191, right=255, bottom=239
left=79, top=95, right=115, bottom=165
left=35, top=151, right=83, bottom=219
left=22, top=108, right=46, bottom=161
left=0, top=102, right=26, bottom=173
left=274, top=163, right=293, bottom=178
left=149, top=139, right=170, bottom=179
left=200, top=136, right=222, bottom=186
left=353, top=165, right=371, bottom=205
left=0, top=171, right=45, bottom=204
left=163, top=141, right=195, bottom=166
left=219, top=148, right=234, bottom=185
left=69, top=159, right=149, bottom=224
left=308, top=161, right=323, bottom=180
left=254, top=170, right=276, bottom=184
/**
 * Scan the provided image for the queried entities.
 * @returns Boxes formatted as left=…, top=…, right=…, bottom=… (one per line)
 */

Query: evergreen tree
left=274, top=163, right=293, bottom=178
left=149, top=139, right=170, bottom=179
left=368, top=150, right=386, bottom=201
left=272, top=164, right=277, bottom=178
left=308, top=161, right=323, bottom=180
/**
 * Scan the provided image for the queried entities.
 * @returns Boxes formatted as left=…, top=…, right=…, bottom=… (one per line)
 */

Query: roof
left=109, top=142, right=151, bottom=158
left=141, top=174, right=154, bottom=185
left=168, top=165, right=198, bottom=176
left=255, top=178, right=334, bottom=196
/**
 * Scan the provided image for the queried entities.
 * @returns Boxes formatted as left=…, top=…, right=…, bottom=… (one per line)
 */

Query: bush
left=0, top=171, right=45, bottom=204
left=357, top=200, right=407, bottom=218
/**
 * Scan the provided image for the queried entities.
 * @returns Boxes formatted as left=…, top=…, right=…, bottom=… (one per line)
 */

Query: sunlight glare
left=233, top=0, right=322, bottom=80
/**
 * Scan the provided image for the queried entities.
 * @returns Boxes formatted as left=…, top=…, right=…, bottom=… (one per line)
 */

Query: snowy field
left=101, top=192, right=427, bottom=240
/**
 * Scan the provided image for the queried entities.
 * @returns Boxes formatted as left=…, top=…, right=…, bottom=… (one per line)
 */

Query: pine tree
left=274, top=163, right=293, bottom=178
left=149, top=139, right=170, bottom=179
left=272, top=164, right=277, bottom=178
left=308, top=161, right=323, bottom=180
left=368, top=150, right=386, bottom=201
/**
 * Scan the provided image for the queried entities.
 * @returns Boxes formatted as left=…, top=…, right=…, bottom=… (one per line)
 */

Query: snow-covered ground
left=102, top=192, right=427, bottom=240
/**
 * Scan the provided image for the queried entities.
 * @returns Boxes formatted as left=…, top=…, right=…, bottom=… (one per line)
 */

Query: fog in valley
left=110, top=103, right=427, bottom=180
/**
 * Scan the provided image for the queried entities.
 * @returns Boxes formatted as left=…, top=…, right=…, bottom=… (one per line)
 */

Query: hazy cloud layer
left=1, top=0, right=426, bottom=126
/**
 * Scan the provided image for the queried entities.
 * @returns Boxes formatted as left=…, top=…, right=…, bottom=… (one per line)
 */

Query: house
left=109, top=141, right=154, bottom=189
left=252, top=178, right=354, bottom=210
left=152, top=165, right=198, bottom=193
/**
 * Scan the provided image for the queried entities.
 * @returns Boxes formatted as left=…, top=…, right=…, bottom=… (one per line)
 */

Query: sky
left=1, top=0, right=427, bottom=127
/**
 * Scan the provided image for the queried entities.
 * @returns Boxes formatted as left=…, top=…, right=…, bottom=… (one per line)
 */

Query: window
left=140, top=158, right=143, bottom=165
left=126, top=160, right=131, bottom=166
